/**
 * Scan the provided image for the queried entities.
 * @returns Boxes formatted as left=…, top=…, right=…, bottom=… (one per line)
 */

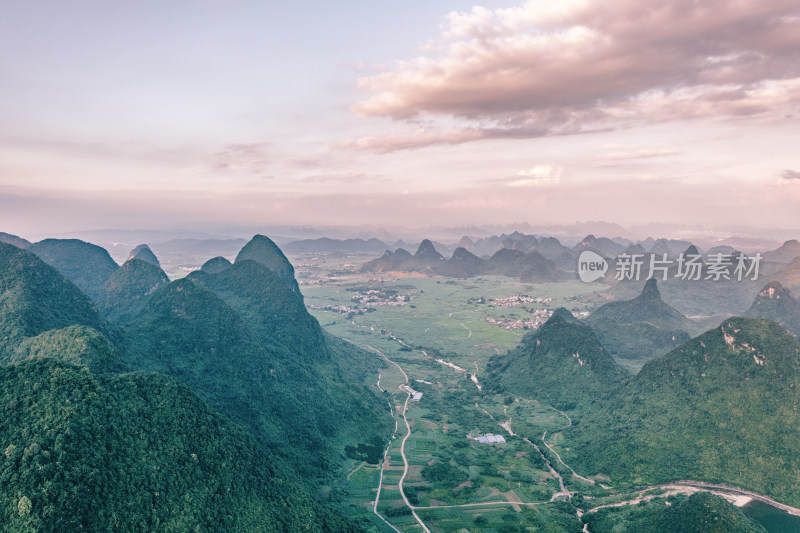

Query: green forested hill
left=586, top=279, right=701, bottom=332
left=9, top=325, right=126, bottom=373
left=0, top=232, right=30, bottom=248
left=188, top=259, right=324, bottom=360
left=586, top=492, right=767, bottom=533
left=188, top=259, right=392, bottom=474
left=744, top=281, right=800, bottom=337
left=777, top=257, right=800, bottom=294
left=0, top=243, right=111, bottom=360
left=585, top=279, right=699, bottom=368
left=27, top=238, right=119, bottom=300
left=126, top=244, right=161, bottom=266
left=564, top=317, right=800, bottom=505
left=123, top=274, right=390, bottom=480
left=0, top=358, right=357, bottom=533
left=201, top=255, right=233, bottom=274
left=484, top=308, right=628, bottom=408
left=0, top=236, right=389, bottom=530
left=96, top=258, right=170, bottom=323
left=234, top=235, right=302, bottom=298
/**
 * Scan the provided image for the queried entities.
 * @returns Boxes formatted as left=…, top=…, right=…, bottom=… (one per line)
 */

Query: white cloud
left=348, top=0, right=800, bottom=151
left=507, top=164, right=562, bottom=186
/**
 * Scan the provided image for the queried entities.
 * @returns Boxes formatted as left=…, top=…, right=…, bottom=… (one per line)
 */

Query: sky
left=1, top=0, right=799, bottom=238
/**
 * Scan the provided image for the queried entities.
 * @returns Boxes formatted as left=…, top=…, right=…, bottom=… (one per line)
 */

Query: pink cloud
left=349, top=0, right=800, bottom=151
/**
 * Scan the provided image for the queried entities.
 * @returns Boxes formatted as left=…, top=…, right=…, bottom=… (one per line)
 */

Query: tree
left=18, top=496, right=32, bottom=517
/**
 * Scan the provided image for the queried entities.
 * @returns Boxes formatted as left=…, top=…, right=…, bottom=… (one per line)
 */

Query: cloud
left=209, top=142, right=271, bottom=173
left=349, top=0, right=800, bottom=150
left=300, top=172, right=381, bottom=184
left=601, top=149, right=680, bottom=161
left=781, top=169, right=800, bottom=181
left=506, top=164, right=562, bottom=187
left=338, top=129, right=487, bottom=153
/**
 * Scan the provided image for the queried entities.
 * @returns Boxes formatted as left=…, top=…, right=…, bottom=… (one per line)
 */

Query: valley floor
left=295, top=254, right=800, bottom=532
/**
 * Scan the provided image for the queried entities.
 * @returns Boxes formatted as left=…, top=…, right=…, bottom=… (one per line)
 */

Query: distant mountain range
left=358, top=233, right=800, bottom=287
left=362, top=239, right=571, bottom=282
left=282, top=237, right=390, bottom=254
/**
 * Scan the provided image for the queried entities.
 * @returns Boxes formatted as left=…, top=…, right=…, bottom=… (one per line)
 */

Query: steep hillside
left=0, top=243, right=110, bottom=360
left=0, top=232, right=30, bottom=248
left=8, top=325, right=126, bottom=373
left=189, top=260, right=324, bottom=358
left=574, top=234, right=625, bottom=257
left=97, top=259, right=170, bottom=323
left=777, top=257, right=800, bottom=294
left=586, top=492, right=767, bottom=533
left=484, top=309, right=628, bottom=409
left=200, top=255, right=232, bottom=274
left=394, top=239, right=446, bottom=272
left=0, top=358, right=357, bottom=532
left=126, top=244, right=160, bottom=266
left=585, top=279, right=698, bottom=368
left=744, top=281, right=800, bottom=337
left=360, top=248, right=412, bottom=272
left=587, top=279, right=697, bottom=332
left=438, top=247, right=484, bottom=277
left=234, top=234, right=302, bottom=297
left=606, top=275, right=765, bottom=317
left=764, top=239, right=800, bottom=263
left=125, top=273, right=389, bottom=481
left=564, top=318, right=800, bottom=506
left=27, top=238, right=119, bottom=299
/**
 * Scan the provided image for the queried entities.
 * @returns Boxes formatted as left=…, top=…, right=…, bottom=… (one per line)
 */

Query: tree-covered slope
left=777, top=257, right=800, bottom=294
left=0, top=358, right=357, bottom=533
left=484, top=309, right=628, bottom=408
left=0, top=232, right=30, bottom=248
left=96, top=258, right=170, bottom=323
left=189, top=260, right=325, bottom=360
left=585, top=279, right=698, bottom=368
left=234, top=234, right=301, bottom=298
left=123, top=276, right=389, bottom=481
left=27, top=238, right=118, bottom=300
left=586, top=492, right=767, bottom=533
left=587, top=279, right=697, bottom=332
left=126, top=244, right=160, bottom=267
left=200, top=255, right=233, bottom=274
left=0, top=243, right=110, bottom=360
left=564, top=318, right=800, bottom=505
left=8, top=325, right=126, bottom=373
left=744, top=281, right=800, bottom=337
left=438, top=247, right=484, bottom=277
left=189, top=260, right=392, bottom=473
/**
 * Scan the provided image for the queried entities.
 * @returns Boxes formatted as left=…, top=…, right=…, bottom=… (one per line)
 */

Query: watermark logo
left=578, top=251, right=762, bottom=283
left=578, top=251, right=608, bottom=282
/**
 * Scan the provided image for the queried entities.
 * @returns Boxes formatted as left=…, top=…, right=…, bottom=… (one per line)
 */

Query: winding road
left=358, top=342, right=431, bottom=533
left=344, top=336, right=800, bottom=533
